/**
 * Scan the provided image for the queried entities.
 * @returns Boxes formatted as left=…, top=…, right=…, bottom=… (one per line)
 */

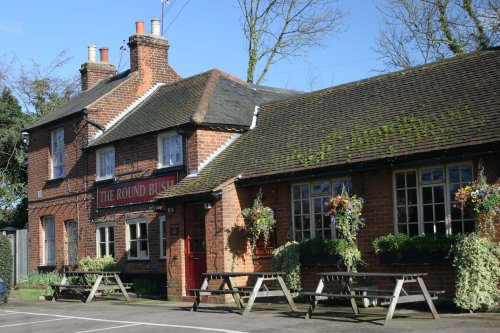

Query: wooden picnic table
left=50, top=271, right=131, bottom=303
left=302, top=272, right=441, bottom=325
left=188, top=271, right=298, bottom=315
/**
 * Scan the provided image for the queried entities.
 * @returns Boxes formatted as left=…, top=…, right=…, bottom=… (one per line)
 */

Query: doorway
left=185, top=203, right=207, bottom=290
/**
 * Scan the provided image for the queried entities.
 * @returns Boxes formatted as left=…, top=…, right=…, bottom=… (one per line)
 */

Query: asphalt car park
left=1, top=298, right=499, bottom=333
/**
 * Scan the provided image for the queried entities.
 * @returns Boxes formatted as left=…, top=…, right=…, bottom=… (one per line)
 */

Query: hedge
left=0, top=234, right=13, bottom=303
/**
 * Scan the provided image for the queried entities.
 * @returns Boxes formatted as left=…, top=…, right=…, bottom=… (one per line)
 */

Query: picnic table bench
left=188, top=271, right=298, bottom=315
left=302, top=272, right=441, bottom=325
left=50, top=271, right=131, bottom=303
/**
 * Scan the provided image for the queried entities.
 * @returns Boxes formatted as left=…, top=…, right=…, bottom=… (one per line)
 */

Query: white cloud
left=0, top=19, right=23, bottom=34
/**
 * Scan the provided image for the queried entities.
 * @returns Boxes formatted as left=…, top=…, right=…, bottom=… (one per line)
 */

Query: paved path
left=1, top=298, right=498, bottom=333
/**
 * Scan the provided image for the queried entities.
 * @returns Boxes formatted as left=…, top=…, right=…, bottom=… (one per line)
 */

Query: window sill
left=45, top=177, right=65, bottom=185
left=126, top=258, right=150, bottom=262
left=153, top=165, right=184, bottom=175
left=95, top=178, right=115, bottom=185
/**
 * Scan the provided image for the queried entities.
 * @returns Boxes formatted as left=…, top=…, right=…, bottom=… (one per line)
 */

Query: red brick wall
left=186, top=129, right=239, bottom=174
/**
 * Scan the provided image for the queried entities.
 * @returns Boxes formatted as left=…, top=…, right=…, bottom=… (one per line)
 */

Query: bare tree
left=375, top=0, right=500, bottom=71
left=238, top=0, right=347, bottom=85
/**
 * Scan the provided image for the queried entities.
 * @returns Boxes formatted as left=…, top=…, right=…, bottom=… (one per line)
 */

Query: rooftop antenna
left=161, top=0, right=170, bottom=36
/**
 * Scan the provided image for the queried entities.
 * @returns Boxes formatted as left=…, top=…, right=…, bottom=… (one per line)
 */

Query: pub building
left=26, top=18, right=500, bottom=300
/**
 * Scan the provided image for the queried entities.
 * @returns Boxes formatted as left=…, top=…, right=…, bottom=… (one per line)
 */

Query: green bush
left=79, top=255, right=117, bottom=271
left=0, top=234, right=13, bottom=302
left=453, top=233, right=500, bottom=312
left=16, top=272, right=62, bottom=289
left=297, top=238, right=349, bottom=256
left=372, top=233, right=459, bottom=255
left=131, top=278, right=164, bottom=296
left=272, top=242, right=301, bottom=290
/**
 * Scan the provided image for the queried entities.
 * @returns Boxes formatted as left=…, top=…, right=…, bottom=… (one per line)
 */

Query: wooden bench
left=301, top=291, right=395, bottom=301
left=187, top=288, right=251, bottom=297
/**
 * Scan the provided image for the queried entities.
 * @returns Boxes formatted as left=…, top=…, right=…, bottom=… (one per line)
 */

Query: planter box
left=300, top=254, right=342, bottom=267
left=378, top=252, right=452, bottom=265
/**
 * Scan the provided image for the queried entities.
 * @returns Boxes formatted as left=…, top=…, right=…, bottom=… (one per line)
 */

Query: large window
left=96, top=146, right=115, bottom=180
left=50, top=128, right=64, bottom=178
left=157, top=131, right=183, bottom=168
left=42, top=216, right=55, bottom=265
left=159, top=216, right=167, bottom=259
left=292, top=178, right=352, bottom=241
left=126, top=219, right=149, bottom=259
left=97, top=222, right=115, bottom=258
left=394, top=162, right=474, bottom=236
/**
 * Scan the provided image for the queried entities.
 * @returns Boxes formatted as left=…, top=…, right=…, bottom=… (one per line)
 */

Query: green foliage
left=272, top=242, right=301, bottom=290
left=372, top=233, right=459, bottom=255
left=0, top=234, right=13, bottom=302
left=453, top=233, right=500, bottom=312
left=241, top=191, right=276, bottom=256
left=16, top=272, right=62, bottom=288
left=0, top=88, right=32, bottom=228
left=297, top=238, right=349, bottom=256
left=79, top=256, right=117, bottom=271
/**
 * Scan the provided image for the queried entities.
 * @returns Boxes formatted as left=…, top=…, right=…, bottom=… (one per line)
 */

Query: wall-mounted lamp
left=204, top=202, right=212, bottom=210
left=166, top=206, right=175, bottom=214
left=21, top=132, right=29, bottom=145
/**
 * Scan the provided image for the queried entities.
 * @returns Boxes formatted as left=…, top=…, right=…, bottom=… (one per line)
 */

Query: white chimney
left=88, top=45, right=96, bottom=62
left=151, top=19, right=161, bottom=36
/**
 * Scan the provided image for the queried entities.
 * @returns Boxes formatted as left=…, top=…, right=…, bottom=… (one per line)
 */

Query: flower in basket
left=241, top=192, right=276, bottom=256
left=324, top=189, right=365, bottom=272
left=454, top=169, right=500, bottom=238
left=324, top=192, right=365, bottom=244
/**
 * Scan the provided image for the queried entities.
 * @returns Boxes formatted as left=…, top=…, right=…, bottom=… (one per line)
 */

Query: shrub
left=0, top=234, right=13, bottom=302
left=372, top=233, right=459, bottom=255
left=16, top=272, right=62, bottom=289
left=453, top=233, right=500, bottom=312
left=79, top=255, right=117, bottom=271
left=297, top=238, right=349, bottom=256
left=272, top=242, right=301, bottom=290
left=131, top=277, right=164, bottom=296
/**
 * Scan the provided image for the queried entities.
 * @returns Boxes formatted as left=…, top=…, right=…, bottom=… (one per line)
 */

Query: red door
left=185, top=203, right=207, bottom=290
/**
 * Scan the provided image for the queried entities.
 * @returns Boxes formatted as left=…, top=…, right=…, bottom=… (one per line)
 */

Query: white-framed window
left=42, top=216, right=55, bottom=265
left=393, top=162, right=474, bottom=236
left=159, top=216, right=167, bottom=259
left=157, top=130, right=183, bottom=168
left=292, top=178, right=352, bottom=241
left=96, top=146, right=115, bottom=180
left=126, top=218, right=149, bottom=260
left=50, top=128, right=64, bottom=178
left=96, top=222, right=115, bottom=258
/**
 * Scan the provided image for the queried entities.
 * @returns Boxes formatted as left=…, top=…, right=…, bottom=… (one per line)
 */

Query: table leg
left=224, top=277, right=244, bottom=308
left=85, top=274, right=104, bottom=304
left=384, top=278, right=404, bottom=326
left=276, top=276, right=297, bottom=312
left=417, top=277, right=440, bottom=320
left=191, top=277, right=210, bottom=312
left=344, top=282, right=359, bottom=315
left=305, top=278, right=324, bottom=319
left=242, top=277, right=264, bottom=315
left=114, top=274, right=130, bottom=301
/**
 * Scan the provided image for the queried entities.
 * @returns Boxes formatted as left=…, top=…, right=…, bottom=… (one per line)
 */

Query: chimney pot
left=151, top=19, right=161, bottom=36
left=136, top=21, right=145, bottom=34
left=88, top=45, right=96, bottom=62
left=99, top=47, right=109, bottom=62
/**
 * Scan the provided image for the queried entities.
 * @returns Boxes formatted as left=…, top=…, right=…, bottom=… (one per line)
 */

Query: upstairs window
left=158, top=131, right=183, bottom=168
left=96, top=146, right=115, bottom=180
left=50, top=128, right=64, bottom=178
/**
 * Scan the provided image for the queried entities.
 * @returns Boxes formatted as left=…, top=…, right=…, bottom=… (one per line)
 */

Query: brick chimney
left=80, top=45, right=117, bottom=91
left=128, top=19, right=172, bottom=84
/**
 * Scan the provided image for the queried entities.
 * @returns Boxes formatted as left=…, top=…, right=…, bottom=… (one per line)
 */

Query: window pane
left=293, top=201, right=301, bottom=215
left=449, top=167, right=459, bottom=182
left=140, top=224, right=147, bottom=239
left=423, top=205, right=434, bottom=221
left=313, top=198, right=322, bottom=213
left=130, top=224, right=137, bottom=240
left=108, top=227, right=114, bottom=241
left=130, top=241, right=137, bottom=257
left=293, top=186, right=301, bottom=200
left=99, top=228, right=106, bottom=242
left=100, top=243, right=106, bottom=256
left=398, top=224, right=407, bottom=234
left=408, top=206, right=418, bottom=222
left=422, top=187, right=433, bottom=204
left=435, top=204, right=445, bottom=221
left=423, top=223, right=434, bottom=234
left=396, top=190, right=406, bottom=205
left=109, top=243, right=115, bottom=258
left=407, top=189, right=417, bottom=205
left=434, top=186, right=444, bottom=203
left=408, top=224, right=419, bottom=236
left=397, top=207, right=407, bottom=223
left=406, top=172, right=416, bottom=187
left=435, top=222, right=446, bottom=234
left=302, top=200, right=310, bottom=214
left=433, top=168, right=444, bottom=181
left=461, top=165, right=472, bottom=182
left=140, top=240, right=148, bottom=256
left=395, top=173, right=405, bottom=189
left=421, top=169, right=432, bottom=182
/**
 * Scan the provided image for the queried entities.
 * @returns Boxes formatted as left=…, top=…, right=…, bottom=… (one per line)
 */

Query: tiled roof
left=88, top=69, right=294, bottom=147
left=27, top=70, right=132, bottom=130
left=157, top=47, right=500, bottom=200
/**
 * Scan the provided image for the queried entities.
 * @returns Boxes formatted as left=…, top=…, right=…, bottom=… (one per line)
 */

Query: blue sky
left=1, top=0, right=385, bottom=92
